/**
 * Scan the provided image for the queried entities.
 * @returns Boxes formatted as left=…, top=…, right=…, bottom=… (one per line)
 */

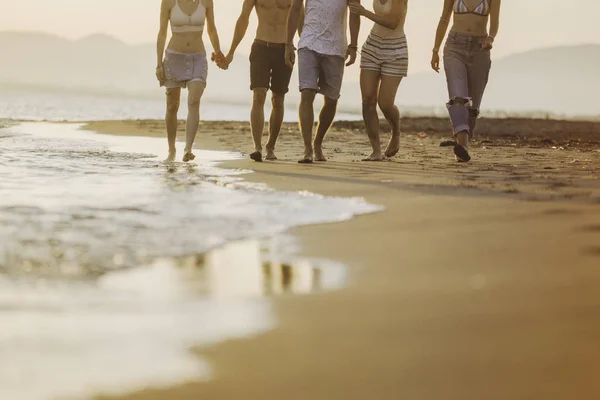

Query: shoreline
left=80, top=119, right=600, bottom=399
left=85, top=116, right=600, bottom=143
left=85, top=119, right=600, bottom=203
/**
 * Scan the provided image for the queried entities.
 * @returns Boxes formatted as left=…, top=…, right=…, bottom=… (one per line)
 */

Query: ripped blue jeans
left=443, top=31, right=491, bottom=137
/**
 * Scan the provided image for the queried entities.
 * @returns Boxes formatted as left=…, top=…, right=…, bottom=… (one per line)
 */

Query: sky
left=1, top=0, right=598, bottom=72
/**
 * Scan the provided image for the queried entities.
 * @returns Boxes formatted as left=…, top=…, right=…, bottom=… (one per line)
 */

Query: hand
left=284, top=44, right=296, bottom=69
left=481, top=36, right=494, bottom=50
left=225, top=51, right=234, bottom=66
left=348, top=2, right=366, bottom=16
left=431, top=51, right=440, bottom=73
left=211, top=51, right=224, bottom=64
left=211, top=51, right=228, bottom=70
left=345, top=46, right=357, bottom=67
left=156, top=64, right=165, bottom=84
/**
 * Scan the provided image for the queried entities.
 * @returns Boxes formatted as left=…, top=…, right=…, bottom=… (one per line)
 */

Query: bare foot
left=265, top=148, right=277, bottom=161
left=384, top=135, right=400, bottom=158
left=182, top=152, right=196, bottom=162
left=314, top=143, right=327, bottom=162
left=250, top=151, right=263, bottom=162
left=298, top=148, right=313, bottom=164
left=362, top=152, right=384, bottom=161
left=164, top=150, right=176, bottom=163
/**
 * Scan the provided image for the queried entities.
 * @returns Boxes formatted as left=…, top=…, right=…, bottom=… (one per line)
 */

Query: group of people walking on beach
left=156, top=0, right=501, bottom=164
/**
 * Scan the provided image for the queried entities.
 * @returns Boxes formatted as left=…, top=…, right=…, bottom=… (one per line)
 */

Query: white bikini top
left=170, top=0, right=206, bottom=34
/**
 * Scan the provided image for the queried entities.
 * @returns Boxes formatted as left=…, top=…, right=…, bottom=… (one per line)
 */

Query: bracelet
left=348, top=45, right=358, bottom=49
left=432, top=48, right=439, bottom=53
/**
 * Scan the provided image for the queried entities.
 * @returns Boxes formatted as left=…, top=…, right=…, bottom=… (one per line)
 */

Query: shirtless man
left=226, top=0, right=302, bottom=162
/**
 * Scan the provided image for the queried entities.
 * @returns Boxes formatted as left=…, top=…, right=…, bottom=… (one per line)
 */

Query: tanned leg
left=298, top=90, right=317, bottom=163
left=360, top=69, right=383, bottom=161
left=313, top=96, right=338, bottom=162
left=183, top=81, right=205, bottom=162
left=250, top=88, right=268, bottom=162
left=164, top=87, right=181, bottom=162
left=266, top=92, right=285, bottom=160
left=377, top=74, right=403, bottom=158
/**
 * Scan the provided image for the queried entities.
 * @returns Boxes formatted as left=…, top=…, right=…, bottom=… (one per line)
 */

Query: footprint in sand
left=580, top=246, right=600, bottom=257
left=579, top=223, right=600, bottom=232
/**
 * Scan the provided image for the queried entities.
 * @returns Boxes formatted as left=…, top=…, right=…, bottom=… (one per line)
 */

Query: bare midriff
left=451, top=14, right=489, bottom=37
left=167, top=32, right=205, bottom=53
left=371, top=3, right=407, bottom=38
left=255, top=0, right=292, bottom=44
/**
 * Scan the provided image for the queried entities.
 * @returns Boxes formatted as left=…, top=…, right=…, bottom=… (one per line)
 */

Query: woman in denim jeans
left=431, top=0, right=501, bottom=162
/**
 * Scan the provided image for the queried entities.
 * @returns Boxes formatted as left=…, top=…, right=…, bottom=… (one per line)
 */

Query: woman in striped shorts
left=349, top=0, right=409, bottom=161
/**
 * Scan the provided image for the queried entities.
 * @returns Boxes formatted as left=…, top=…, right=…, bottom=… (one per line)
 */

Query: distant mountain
left=0, top=32, right=154, bottom=96
left=391, top=44, right=600, bottom=116
left=0, top=32, right=599, bottom=116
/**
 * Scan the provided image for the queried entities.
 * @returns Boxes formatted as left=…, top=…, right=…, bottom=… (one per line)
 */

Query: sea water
left=0, top=122, right=381, bottom=400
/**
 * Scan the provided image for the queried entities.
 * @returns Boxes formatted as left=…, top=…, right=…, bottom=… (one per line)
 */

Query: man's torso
left=254, top=0, right=292, bottom=44
left=298, top=0, right=348, bottom=57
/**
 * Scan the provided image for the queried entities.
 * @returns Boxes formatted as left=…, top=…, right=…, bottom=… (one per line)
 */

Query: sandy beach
left=85, top=117, right=600, bottom=400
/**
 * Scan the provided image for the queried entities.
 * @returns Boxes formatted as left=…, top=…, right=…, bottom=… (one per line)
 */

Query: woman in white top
left=156, top=0, right=226, bottom=163
left=350, top=0, right=408, bottom=161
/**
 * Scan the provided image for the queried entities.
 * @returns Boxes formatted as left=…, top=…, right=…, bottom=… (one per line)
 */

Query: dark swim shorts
left=249, top=40, right=293, bottom=94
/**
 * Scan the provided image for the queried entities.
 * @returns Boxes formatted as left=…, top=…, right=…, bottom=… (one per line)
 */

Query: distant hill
left=392, top=44, right=600, bottom=116
left=0, top=32, right=599, bottom=116
left=0, top=31, right=283, bottom=107
left=0, top=32, right=153, bottom=95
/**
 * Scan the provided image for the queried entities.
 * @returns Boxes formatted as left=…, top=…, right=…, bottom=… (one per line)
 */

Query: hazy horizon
left=2, top=1, right=599, bottom=118
left=1, top=0, right=599, bottom=73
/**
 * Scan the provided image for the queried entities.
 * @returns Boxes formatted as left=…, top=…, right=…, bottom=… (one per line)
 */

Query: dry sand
left=85, top=118, right=600, bottom=400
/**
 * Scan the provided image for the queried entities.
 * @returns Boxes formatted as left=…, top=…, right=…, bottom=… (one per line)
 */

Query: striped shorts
left=360, top=33, right=409, bottom=77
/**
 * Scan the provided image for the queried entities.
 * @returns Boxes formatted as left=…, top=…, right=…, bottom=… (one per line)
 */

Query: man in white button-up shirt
left=286, top=0, right=360, bottom=163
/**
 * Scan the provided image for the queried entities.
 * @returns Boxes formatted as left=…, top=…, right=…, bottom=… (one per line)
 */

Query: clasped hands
left=211, top=51, right=228, bottom=70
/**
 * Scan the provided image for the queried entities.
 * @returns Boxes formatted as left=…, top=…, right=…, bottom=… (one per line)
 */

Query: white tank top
left=170, top=0, right=206, bottom=34
left=371, top=0, right=406, bottom=38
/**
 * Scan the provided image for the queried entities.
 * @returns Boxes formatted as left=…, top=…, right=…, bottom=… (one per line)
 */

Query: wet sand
left=86, top=118, right=600, bottom=399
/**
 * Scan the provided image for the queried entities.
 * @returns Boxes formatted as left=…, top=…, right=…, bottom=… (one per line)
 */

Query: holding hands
left=211, top=51, right=228, bottom=70
left=225, top=51, right=234, bottom=66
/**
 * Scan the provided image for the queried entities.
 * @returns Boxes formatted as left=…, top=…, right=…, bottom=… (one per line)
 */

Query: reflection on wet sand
left=190, top=239, right=344, bottom=298
left=0, top=238, right=344, bottom=400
